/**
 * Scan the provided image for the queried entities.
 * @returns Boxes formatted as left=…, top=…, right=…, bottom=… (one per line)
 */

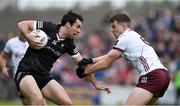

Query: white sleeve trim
left=71, top=52, right=80, bottom=58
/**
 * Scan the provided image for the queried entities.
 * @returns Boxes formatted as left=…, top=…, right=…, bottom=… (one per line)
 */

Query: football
left=29, top=29, right=48, bottom=49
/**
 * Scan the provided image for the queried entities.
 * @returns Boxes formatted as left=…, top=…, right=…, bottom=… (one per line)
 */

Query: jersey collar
left=118, top=28, right=131, bottom=39
left=56, top=33, right=65, bottom=41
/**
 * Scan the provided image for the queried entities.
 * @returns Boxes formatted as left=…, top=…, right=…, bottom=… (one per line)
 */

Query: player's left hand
left=78, top=58, right=93, bottom=66
left=76, top=66, right=87, bottom=79
left=93, top=82, right=111, bottom=94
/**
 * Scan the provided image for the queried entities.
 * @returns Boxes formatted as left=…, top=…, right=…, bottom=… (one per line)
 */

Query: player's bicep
left=17, top=20, right=35, bottom=31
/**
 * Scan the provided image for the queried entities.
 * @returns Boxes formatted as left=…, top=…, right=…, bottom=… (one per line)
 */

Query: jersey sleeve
left=69, top=47, right=80, bottom=57
left=33, top=21, right=57, bottom=33
left=3, top=39, right=12, bottom=54
left=113, top=35, right=128, bottom=52
left=62, top=39, right=79, bottom=56
left=67, top=40, right=79, bottom=56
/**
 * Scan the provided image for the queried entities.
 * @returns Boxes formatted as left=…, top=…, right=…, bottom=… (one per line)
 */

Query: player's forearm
left=86, top=74, right=97, bottom=85
left=85, top=59, right=110, bottom=75
left=17, top=21, right=29, bottom=38
left=0, top=54, right=7, bottom=70
left=93, top=55, right=106, bottom=63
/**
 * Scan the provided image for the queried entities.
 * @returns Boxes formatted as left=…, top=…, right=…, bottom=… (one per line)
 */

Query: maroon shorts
left=136, top=69, right=170, bottom=97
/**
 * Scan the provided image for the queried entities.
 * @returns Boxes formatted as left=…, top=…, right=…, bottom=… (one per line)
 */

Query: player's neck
left=58, top=27, right=67, bottom=39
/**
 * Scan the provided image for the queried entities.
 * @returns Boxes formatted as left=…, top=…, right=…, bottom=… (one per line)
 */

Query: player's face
left=110, top=20, right=125, bottom=38
left=68, top=19, right=82, bottom=38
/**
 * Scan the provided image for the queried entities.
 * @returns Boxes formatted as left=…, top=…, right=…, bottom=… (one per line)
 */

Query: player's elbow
left=17, top=21, right=21, bottom=28
left=17, top=21, right=24, bottom=30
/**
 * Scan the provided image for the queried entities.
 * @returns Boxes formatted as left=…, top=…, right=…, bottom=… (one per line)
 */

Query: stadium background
left=0, top=0, right=179, bottom=105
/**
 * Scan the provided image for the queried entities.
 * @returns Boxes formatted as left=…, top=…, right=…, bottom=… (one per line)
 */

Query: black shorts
left=14, top=69, right=53, bottom=92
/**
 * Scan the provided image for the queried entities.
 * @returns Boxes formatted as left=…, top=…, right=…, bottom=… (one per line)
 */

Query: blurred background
left=0, top=0, right=180, bottom=105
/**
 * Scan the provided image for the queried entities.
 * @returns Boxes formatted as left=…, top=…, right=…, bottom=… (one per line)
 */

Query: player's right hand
left=26, top=33, right=43, bottom=48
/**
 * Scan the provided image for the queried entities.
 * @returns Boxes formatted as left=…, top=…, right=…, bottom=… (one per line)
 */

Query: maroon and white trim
left=113, top=47, right=124, bottom=52
left=139, top=56, right=150, bottom=72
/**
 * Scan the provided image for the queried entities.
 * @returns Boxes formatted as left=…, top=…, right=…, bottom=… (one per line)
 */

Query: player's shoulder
left=37, top=21, right=59, bottom=33
left=38, top=21, right=57, bottom=27
left=118, top=29, right=132, bottom=38
left=117, top=29, right=140, bottom=44
left=124, top=29, right=137, bottom=36
left=123, top=29, right=140, bottom=39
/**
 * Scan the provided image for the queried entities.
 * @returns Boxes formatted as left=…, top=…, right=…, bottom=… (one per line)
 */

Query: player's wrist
left=93, top=80, right=98, bottom=85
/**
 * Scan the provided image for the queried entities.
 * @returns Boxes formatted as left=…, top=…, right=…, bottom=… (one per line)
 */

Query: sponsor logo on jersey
left=44, top=46, right=62, bottom=57
left=52, top=40, right=57, bottom=45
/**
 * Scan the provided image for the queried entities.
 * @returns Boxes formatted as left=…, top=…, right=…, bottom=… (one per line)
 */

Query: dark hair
left=108, top=13, right=131, bottom=23
left=61, top=10, right=83, bottom=26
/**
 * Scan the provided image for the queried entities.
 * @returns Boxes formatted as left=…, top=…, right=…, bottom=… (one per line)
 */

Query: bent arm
left=17, top=20, right=35, bottom=40
left=85, top=49, right=122, bottom=74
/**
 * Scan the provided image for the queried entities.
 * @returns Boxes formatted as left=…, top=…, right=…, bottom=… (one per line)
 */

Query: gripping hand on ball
left=26, top=33, right=43, bottom=47
left=27, top=30, right=48, bottom=49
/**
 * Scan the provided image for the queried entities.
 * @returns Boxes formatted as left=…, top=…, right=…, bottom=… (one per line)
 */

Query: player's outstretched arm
left=85, top=49, right=122, bottom=75
left=92, top=55, right=106, bottom=63
left=75, top=49, right=122, bottom=78
left=72, top=54, right=111, bottom=93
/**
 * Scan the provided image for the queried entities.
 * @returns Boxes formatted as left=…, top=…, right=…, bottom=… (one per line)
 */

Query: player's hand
left=76, top=58, right=93, bottom=79
left=78, top=58, right=93, bottom=66
left=93, top=82, right=111, bottom=94
left=76, top=66, right=87, bottom=79
left=26, top=33, right=43, bottom=48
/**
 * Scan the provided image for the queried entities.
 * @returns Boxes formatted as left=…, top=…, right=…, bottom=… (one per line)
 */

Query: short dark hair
left=108, top=13, right=131, bottom=23
left=61, top=10, right=83, bottom=26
